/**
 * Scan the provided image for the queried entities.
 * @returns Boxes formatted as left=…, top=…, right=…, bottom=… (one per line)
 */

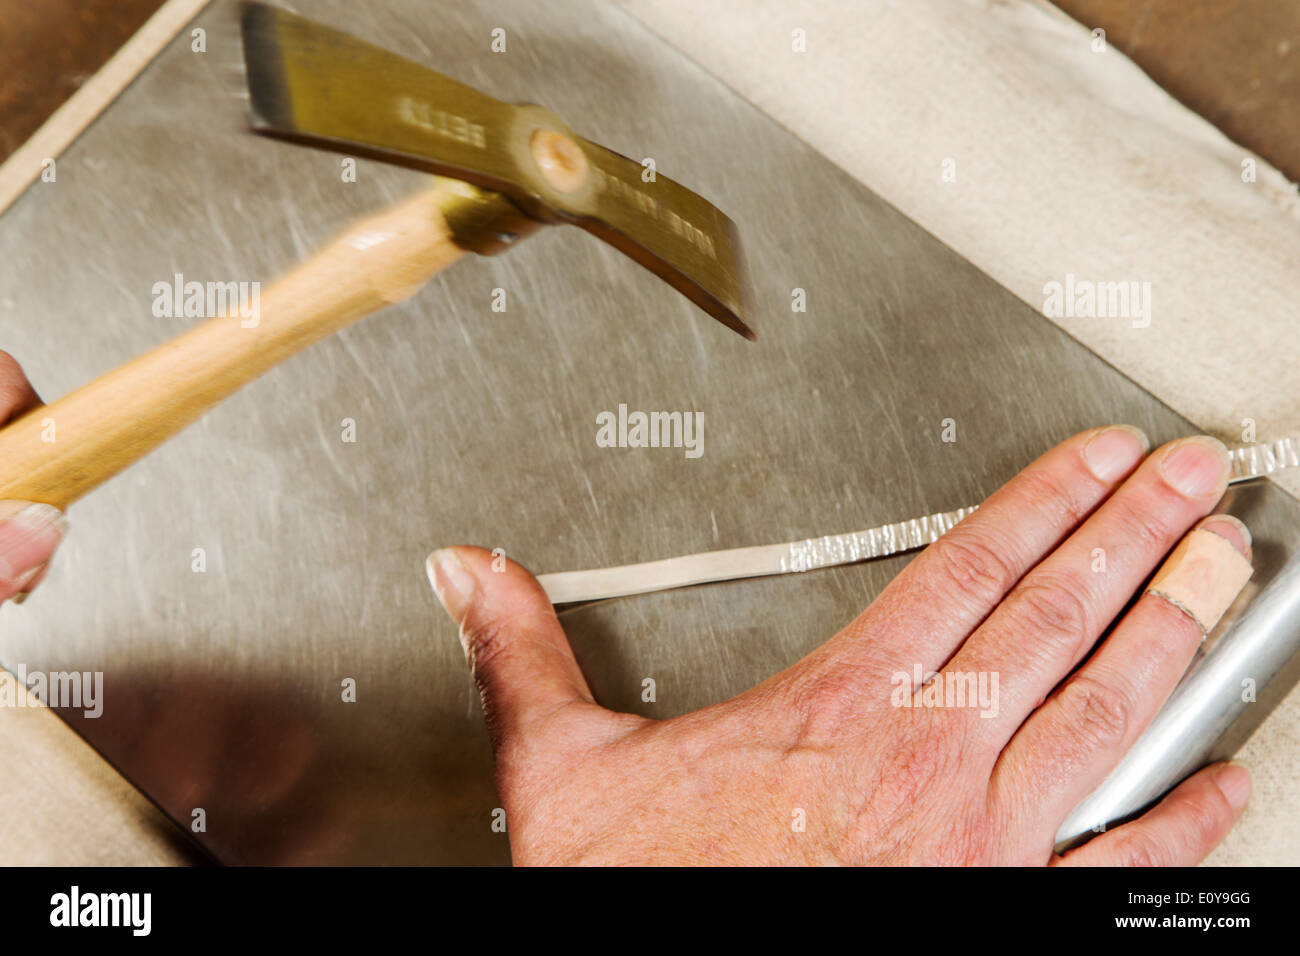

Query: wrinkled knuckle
left=1010, top=579, right=1093, bottom=649
left=930, top=531, right=1019, bottom=609
left=1058, top=676, right=1131, bottom=752
left=1019, top=463, right=1095, bottom=523
left=1111, top=498, right=1174, bottom=553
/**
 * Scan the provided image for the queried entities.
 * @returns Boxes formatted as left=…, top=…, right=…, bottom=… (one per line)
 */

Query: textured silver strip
left=539, top=505, right=981, bottom=603
left=1228, top=435, right=1300, bottom=483
left=540, top=435, right=1295, bottom=604
left=779, top=506, right=979, bottom=573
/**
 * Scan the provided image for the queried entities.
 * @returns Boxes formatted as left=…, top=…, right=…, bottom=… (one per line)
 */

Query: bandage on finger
left=1145, top=527, right=1254, bottom=636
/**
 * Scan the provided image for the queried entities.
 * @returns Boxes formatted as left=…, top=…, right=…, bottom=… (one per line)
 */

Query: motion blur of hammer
left=0, top=1, right=751, bottom=512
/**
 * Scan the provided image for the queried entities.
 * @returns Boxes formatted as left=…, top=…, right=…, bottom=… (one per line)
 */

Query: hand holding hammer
left=0, top=2, right=751, bottom=512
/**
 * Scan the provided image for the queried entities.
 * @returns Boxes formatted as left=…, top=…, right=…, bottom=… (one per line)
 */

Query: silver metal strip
left=539, top=506, right=979, bottom=604
left=1229, top=435, right=1300, bottom=483
left=540, top=435, right=1297, bottom=604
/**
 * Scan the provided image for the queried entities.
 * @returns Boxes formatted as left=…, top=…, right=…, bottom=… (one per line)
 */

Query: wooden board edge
left=0, top=0, right=216, bottom=218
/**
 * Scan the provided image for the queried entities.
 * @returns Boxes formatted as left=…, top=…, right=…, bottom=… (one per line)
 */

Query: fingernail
left=428, top=548, right=477, bottom=625
left=12, top=562, right=47, bottom=602
left=1215, top=762, right=1252, bottom=812
left=1197, top=515, right=1251, bottom=558
left=1083, top=425, right=1149, bottom=482
left=0, top=504, right=68, bottom=591
left=1158, top=436, right=1231, bottom=498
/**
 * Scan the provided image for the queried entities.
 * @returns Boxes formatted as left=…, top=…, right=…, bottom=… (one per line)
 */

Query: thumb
left=427, top=546, right=596, bottom=747
left=0, top=501, right=68, bottom=603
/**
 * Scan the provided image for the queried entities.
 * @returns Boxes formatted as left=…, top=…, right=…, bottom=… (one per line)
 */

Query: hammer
left=0, top=2, right=751, bottom=511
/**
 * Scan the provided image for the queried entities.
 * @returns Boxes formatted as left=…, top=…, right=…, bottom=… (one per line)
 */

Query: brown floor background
left=3, top=1, right=1299, bottom=181
left=0, top=0, right=167, bottom=160
left=1055, top=0, right=1300, bottom=183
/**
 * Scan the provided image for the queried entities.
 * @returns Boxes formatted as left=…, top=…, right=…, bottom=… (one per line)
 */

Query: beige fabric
left=617, top=0, right=1300, bottom=864
left=0, top=669, right=195, bottom=864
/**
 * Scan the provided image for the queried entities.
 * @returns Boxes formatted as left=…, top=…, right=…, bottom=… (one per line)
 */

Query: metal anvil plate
left=2, top=0, right=1298, bottom=864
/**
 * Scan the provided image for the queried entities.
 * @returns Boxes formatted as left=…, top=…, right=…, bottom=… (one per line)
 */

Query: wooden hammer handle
left=0, top=183, right=466, bottom=510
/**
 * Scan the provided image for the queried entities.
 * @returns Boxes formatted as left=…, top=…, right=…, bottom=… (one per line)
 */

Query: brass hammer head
left=239, top=2, right=754, bottom=340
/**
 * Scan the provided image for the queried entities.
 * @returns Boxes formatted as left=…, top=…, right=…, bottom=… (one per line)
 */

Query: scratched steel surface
left=1, top=0, right=1298, bottom=864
